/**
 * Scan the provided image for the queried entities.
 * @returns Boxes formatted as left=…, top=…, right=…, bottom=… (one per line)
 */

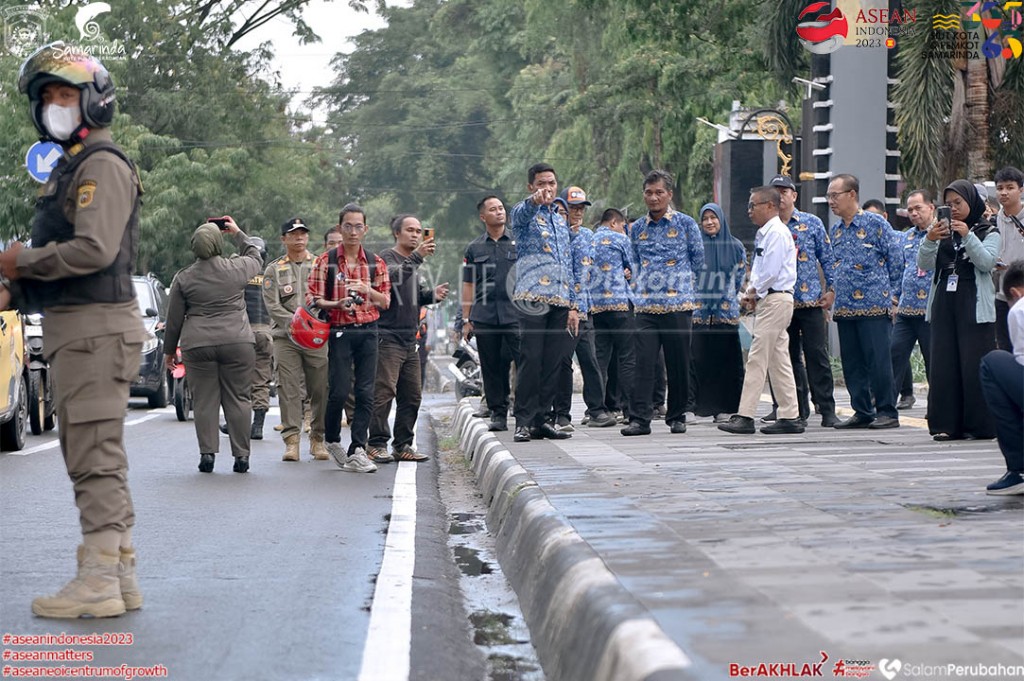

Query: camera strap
left=1008, top=214, right=1024, bottom=240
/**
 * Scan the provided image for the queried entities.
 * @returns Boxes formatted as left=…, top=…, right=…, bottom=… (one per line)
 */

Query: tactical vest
left=21, top=142, right=140, bottom=314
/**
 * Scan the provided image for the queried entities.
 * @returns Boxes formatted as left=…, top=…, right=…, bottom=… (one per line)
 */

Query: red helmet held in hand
left=289, top=305, right=329, bottom=350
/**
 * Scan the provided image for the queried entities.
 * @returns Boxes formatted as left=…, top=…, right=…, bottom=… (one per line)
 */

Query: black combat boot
left=250, top=409, right=266, bottom=440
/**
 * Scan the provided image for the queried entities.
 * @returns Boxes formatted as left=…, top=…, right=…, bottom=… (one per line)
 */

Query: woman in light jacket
left=164, top=219, right=263, bottom=472
left=918, top=180, right=1001, bottom=441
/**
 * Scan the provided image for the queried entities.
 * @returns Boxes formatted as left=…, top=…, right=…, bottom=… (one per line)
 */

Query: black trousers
left=891, top=314, right=930, bottom=400
left=325, top=324, right=378, bottom=454
left=837, top=317, right=897, bottom=420
left=593, top=310, right=635, bottom=416
left=514, top=306, right=574, bottom=429
left=771, top=307, right=836, bottom=419
left=927, top=278, right=996, bottom=438
left=652, top=350, right=667, bottom=407
left=980, top=350, right=1023, bottom=471
left=474, top=322, right=520, bottom=417
left=554, top=317, right=605, bottom=419
left=630, top=311, right=692, bottom=426
left=996, top=298, right=1013, bottom=351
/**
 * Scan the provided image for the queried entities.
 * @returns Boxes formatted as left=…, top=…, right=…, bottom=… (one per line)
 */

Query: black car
left=130, top=274, right=171, bottom=408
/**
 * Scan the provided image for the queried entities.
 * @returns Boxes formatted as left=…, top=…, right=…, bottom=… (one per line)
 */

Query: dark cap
left=281, top=218, right=309, bottom=235
left=563, top=186, right=592, bottom=206
left=768, top=175, right=797, bottom=191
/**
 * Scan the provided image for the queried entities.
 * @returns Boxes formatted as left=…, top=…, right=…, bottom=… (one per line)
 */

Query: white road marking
left=5, top=412, right=162, bottom=456
left=358, top=460, right=418, bottom=681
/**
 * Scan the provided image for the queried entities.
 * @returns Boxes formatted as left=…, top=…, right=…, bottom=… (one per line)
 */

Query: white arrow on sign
left=36, top=148, right=62, bottom=174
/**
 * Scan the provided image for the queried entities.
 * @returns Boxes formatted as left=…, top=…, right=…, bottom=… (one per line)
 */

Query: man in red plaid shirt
left=306, top=203, right=391, bottom=472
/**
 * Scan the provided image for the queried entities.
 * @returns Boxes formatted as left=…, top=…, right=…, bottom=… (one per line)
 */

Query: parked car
left=0, top=310, right=28, bottom=451
left=130, top=274, right=171, bottom=408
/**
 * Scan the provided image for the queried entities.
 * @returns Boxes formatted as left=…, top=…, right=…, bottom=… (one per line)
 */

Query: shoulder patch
left=77, top=181, right=97, bottom=209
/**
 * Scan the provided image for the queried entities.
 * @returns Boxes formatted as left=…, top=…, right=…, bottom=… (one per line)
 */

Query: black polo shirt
left=462, top=230, right=518, bottom=325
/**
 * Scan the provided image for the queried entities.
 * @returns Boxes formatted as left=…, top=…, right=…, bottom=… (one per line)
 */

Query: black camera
left=348, top=289, right=365, bottom=306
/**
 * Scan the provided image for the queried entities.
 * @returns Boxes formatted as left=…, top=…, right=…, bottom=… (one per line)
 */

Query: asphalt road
left=0, top=394, right=485, bottom=681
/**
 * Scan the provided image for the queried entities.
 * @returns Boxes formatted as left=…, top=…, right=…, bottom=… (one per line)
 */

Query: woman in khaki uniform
left=163, top=219, right=263, bottom=473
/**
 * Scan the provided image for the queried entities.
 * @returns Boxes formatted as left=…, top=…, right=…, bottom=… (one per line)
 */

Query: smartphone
left=936, top=205, right=951, bottom=224
left=423, top=227, right=435, bottom=240
left=208, top=216, right=231, bottom=230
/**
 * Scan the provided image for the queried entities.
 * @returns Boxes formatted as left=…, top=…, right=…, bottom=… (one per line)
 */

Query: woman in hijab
left=918, top=180, right=1002, bottom=441
left=690, top=203, right=747, bottom=422
left=163, top=218, right=264, bottom=472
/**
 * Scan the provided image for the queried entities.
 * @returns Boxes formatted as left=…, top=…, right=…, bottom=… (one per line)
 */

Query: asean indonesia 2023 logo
left=797, top=1, right=849, bottom=54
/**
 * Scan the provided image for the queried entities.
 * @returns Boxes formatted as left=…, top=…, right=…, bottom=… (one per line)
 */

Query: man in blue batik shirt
left=509, top=163, right=579, bottom=443
left=764, top=174, right=840, bottom=428
left=621, top=169, right=705, bottom=436
left=827, top=174, right=904, bottom=429
left=590, top=208, right=636, bottom=424
left=890, top=189, right=935, bottom=410
left=550, top=187, right=612, bottom=430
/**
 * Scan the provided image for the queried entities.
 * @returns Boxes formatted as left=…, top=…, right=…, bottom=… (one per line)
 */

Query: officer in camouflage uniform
left=0, top=43, right=147, bottom=618
left=262, top=218, right=329, bottom=461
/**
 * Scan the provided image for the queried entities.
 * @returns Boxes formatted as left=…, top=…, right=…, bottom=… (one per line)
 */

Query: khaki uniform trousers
left=50, top=332, right=142, bottom=535
left=184, top=342, right=255, bottom=457
left=274, top=336, right=327, bottom=441
left=738, top=292, right=799, bottom=420
left=251, top=324, right=274, bottom=411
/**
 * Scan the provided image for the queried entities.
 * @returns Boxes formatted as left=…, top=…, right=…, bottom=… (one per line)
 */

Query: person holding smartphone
left=917, top=180, right=1002, bottom=441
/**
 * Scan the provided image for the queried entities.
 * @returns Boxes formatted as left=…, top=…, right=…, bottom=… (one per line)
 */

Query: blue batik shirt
left=629, top=209, right=705, bottom=314
left=589, top=226, right=635, bottom=314
left=897, top=223, right=933, bottom=317
left=509, top=199, right=576, bottom=310
left=829, top=210, right=902, bottom=318
left=787, top=209, right=835, bottom=308
left=570, top=226, right=596, bottom=316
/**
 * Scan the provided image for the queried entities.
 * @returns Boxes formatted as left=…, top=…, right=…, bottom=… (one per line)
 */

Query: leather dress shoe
left=488, top=416, right=508, bottom=432
left=932, top=432, right=963, bottom=442
left=198, top=453, right=215, bottom=473
left=820, top=413, right=840, bottom=428
left=472, top=407, right=492, bottom=419
left=620, top=421, right=652, bottom=436
left=233, top=456, right=249, bottom=473
left=718, top=415, right=755, bottom=434
left=513, top=427, right=531, bottom=442
left=530, top=423, right=571, bottom=440
left=833, top=415, right=874, bottom=429
left=868, top=415, right=900, bottom=429
left=896, top=394, right=916, bottom=410
left=761, top=418, right=806, bottom=435
left=668, top=420, right=687, bottom=434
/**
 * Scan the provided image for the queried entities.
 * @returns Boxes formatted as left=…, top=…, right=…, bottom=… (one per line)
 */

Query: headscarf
left=943, top=179, right=987, bottom=229
left=697, top=202, right=746, bottom=300
left=191, top=223, right=224, bottom=260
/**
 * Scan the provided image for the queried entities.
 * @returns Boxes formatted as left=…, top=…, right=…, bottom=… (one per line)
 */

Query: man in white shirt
left=994, top=166, right=1024, bottom=351
left=719, top=186, right=804, bottom=435
left=980, top=259, right=1024, bottom=495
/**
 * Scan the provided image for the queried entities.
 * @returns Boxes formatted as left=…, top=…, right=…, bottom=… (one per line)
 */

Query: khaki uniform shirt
left=14, top=128, right=146, bottom=357
left=263, top=251, right=317, bottom=340
left=163, top=232, right=262, bottom=351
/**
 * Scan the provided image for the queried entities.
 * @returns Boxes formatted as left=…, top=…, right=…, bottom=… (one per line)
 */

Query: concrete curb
left=453, top=402, right=696, bottom=681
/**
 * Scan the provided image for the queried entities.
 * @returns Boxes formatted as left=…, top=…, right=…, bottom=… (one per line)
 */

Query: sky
left=234, top=0, right=389, bottom=123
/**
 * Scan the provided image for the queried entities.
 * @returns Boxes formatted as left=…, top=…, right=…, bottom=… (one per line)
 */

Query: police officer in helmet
left=0, top=42, right=148, bottom=618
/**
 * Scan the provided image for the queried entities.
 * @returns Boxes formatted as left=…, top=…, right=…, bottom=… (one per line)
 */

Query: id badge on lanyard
left=946, top=274, right=959, bottom=292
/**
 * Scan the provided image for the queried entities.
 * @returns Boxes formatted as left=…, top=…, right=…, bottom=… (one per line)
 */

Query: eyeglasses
left=747, top=200, right=770, bottom=210
left=826, top=189, right=852, bottom=200
left=340, top=223, right=365, bottom=232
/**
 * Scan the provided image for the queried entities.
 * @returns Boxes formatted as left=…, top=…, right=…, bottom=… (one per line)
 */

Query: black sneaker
left=488, top=416, right=508, bottom=432
left=986, top=471, right=1024, bottom=495
left=820, top=413, right=840, bottom=428
left=761, top=418, right=806, bottom=435
left=833, top=415, right=874, bottom=429
left=198, top=453, right=215, bottom=473
left=760, top=409, right=778, bottom=423
left=896, top=394, right=916, bottom=410
left=555, top=416, right=575, bottom=433
left=718, top=415, right=755, bottom=434
left=869, top=415, right=900, bottom=429
left=620, top=421, right=651, bottom=436
left=668, top=420, right=687, bottom=434
left=232, top=456, right=249, bottom=473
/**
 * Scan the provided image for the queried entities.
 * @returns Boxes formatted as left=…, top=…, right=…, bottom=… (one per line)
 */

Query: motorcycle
left=22, top=313, right=56, bottom=435
left=449, top=338, right=483, bottom=400
left=170, top=347, right=193, bottom=422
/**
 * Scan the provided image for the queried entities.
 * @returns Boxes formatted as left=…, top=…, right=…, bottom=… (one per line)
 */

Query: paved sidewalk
left=452, top=392, right=1024, bottom=681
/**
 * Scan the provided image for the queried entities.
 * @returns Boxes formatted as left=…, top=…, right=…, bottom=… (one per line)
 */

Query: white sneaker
left=684, top=412, right=705, bottom=424
left=714, top=413, right=732, bottom=423
left=326, top=442, right=347, bottom=468
left=342, top=447, right=378, bottom=473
